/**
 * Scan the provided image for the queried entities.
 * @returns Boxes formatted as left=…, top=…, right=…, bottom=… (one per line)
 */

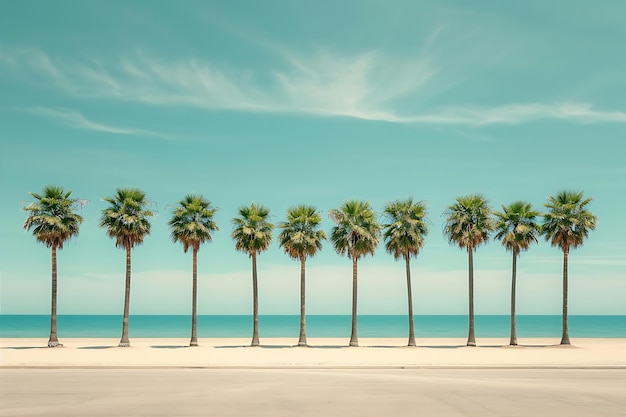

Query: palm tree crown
left=543, top=191, right=597, bottom=252
left=329, top=200, right=381, bottom=259
left=169, top=194, right=219, bottom=252
left=278, top=205, right=326, bottom=260
left=99, top=188, right=155, bottom=249
left=494, top=201, right=541, bottom=253
left=231, top=203, right=274, bottom=256
left=383, top=198, right=429, bottom=260
left=23, top=185, right=84, bottom=248
left=443, top=195, right=493, bottom=250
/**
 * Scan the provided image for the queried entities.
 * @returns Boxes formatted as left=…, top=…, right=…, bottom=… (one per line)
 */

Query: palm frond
left=494, top=200, right=541, bottom=254
left=23, top=185, right=85, bottom=249
left=277, top=204, right=326, bottom=260
left=100, top=188, right=155, bottom=249
left=231, top=203, right=274, bottom=257
left=543, top=190, right=597, bottom=252
left=329, top=200, right=381, bottom=260
left=382, top=198, right=429, bottom=260
left=169, top=194, right=219, bottom=253
left=443, top=194, right=493, bottom=250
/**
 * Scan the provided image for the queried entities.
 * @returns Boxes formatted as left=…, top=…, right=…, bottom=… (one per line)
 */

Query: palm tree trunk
left=298, top=256, right=307, bottom=346
left=48, top=245, right=62, bottom=347
left=405, top=254, right=416, bottom=347
left=119, top=245, right=131, bottom=347
left=349, top=256, right=359, bottom=347
left=510, top=250, right=518, bottom=346
left=251, top=252, right=260, bottom=347
left=467, top=247, right=476, bottom=346
left=190, top=247, right=199, bottom=347
left=561, top=249, right=570, bottom=345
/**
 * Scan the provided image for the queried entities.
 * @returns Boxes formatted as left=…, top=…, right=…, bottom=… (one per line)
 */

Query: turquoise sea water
left=1, top=315, right=624, bottom=338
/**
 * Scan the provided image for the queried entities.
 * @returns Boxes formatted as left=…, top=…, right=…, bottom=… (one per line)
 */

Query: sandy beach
left=2, top=337, right=625, bottom=368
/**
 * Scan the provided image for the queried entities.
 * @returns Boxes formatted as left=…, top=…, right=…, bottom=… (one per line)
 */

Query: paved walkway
left=2, top=368, right=625, bottom=416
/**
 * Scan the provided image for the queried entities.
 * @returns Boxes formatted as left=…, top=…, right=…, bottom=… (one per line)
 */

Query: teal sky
left=1, top=1, right=624, bottom=316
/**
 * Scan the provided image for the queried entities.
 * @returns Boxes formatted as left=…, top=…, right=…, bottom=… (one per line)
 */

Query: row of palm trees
left=23, top=187, right=597, bottom=349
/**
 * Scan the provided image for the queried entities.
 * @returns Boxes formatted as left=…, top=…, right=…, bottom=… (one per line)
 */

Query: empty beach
left=2, top=337, right=625, bottom=368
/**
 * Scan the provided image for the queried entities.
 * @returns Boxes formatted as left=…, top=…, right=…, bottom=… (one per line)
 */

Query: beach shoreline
left=2, top=337, right=625, bottom=368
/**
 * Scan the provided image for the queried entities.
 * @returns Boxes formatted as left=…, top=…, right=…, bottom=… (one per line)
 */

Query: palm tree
left=231, top=203, right=274, bottom=347
left=383, top=198, right=429, bottom=347
left=169, top=195, right=219, bottom=347
left=23, top=186, right=84, bottom=347
left=543, top=191, right=597, bottom=345
left=494, top=201, right=541, bottom=346
left=329, top=200, right=381, bottom=347
left=100, top=188, right=154, bottom=347
left=443, top=194, right=493, bottom=347
left=278, top=205, right=326, bottom=347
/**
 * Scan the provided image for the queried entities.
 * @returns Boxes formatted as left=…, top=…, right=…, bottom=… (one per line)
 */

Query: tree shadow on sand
left=1, top=346, right=49, bottom=350
left=418, top=344, right=467, bottom=349
left=151, top=345, right=188, bottom=349
left=513, top=343, right=580, bottom=349
left=301, top=345, right=350, bottom=349
left=214, top=344, right=253, bottom=349
left=77, top=346, right=116, bottom=350
left=214, top=344, right=351, bottom=349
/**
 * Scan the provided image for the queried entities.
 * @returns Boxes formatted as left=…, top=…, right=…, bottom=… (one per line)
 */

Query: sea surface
left=1, top=315, right=624, bottom=338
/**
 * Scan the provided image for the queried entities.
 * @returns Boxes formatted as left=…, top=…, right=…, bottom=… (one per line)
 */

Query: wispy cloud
left=4, top=47, right=626, bottom=125
left=21, top=106, right=173, bottom=139
left=401, top=102, right=626, bottom=125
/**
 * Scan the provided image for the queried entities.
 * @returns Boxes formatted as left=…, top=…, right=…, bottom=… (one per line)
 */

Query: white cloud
left=4, top=48, right=626, bottom=125
left=21, top=107, right=172, bottom=139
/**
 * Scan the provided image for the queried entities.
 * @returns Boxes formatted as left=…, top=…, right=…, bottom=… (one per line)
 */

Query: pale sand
left=2, top=337, right=625, bottom=367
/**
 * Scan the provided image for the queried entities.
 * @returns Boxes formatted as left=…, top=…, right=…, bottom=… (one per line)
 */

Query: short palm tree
left=383, top=198, right=429, bottom=347
left=231, top=203, right=274, bottom=347
left=169, top=195, right=219, bottom=347
left=100, top=188, right=154, bottom=347
left=23, top=186, right=84, bottom=347
left=278, top=205, right=326, bottom=346
left=329, top=200, right=381, bottom=347
left=443, top=194, right=493, bottom=347
left=494, top=201, right=541, bottom=346
left=543, top=191, right=597, bottom=345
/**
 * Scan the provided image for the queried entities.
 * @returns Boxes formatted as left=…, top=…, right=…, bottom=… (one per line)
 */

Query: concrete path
left=2, top=368, right=625, bottom=416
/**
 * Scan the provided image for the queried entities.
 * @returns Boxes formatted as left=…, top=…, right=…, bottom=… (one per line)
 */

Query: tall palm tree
left=443, top=194, right=493, bottom=347
left=543, top=191, right=597, bottom=345
left=231, top=203, right=274, bottom=347
left=494, top=201, right=541, bottom=346
left=329, top=200, right=381, bottom=347
left=278, top=205, right=326, bottom=347
left=23, top=186, right=84, bottom=347
left=169, top=195, right=219, bottom=347
left=100, top=188, right=154, bottom=347
left=383, top=198, right=429, bottom=347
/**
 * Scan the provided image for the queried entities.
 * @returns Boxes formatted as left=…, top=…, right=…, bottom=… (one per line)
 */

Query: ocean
left=1, top=315, right=624, bottom=338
